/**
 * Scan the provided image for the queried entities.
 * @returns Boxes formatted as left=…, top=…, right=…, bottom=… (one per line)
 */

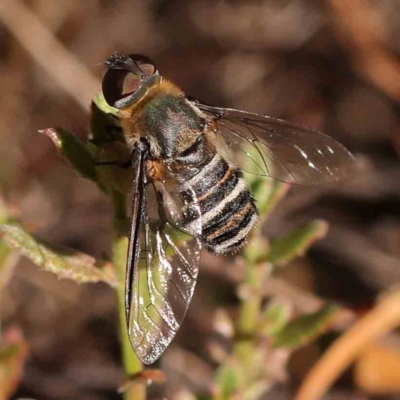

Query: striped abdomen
left=182, top=153, right=258, bottom=254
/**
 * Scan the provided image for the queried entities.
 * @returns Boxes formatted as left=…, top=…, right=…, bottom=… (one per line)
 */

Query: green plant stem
left=113, top=236, right=142, bottom=374
left=237, top=262, right=266, bottom=336
left=112, top=192, right=145, bottom=400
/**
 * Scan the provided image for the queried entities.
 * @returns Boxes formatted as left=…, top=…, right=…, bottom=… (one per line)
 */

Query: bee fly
left=101, top=52, right=354, bottom=364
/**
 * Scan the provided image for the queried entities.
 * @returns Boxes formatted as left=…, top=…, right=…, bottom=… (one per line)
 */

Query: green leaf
left=41, top=127, right=99, bottom=184
left=215, top=362, right=240, bottom=400
left=0, top=224, right=116, bottom=287
left=93, top=92, right=119, bottom=117
left=90, top=94, right=125, bottom=146
left=267, top=220, right=328, bottom=266
left=259, top=303, right=290, bottom=336
left=89, top=95, right=137, bottom=196
left=271, top=304, right=337, bottom=349
left=247, top=176, right=289, bottom=218
left=242, top=236, right=269, bottom=265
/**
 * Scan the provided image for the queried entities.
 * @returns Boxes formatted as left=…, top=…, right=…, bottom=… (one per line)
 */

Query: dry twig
left=0, top=0, right=100, bottom=111
left=329, top=0, right=400, bottom=102
left=295, top=289, right=400, bottom=400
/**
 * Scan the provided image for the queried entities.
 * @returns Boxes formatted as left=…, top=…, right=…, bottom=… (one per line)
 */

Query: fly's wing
left=196, top=103, right=355, bottom=185
left=126, top=159, right=202, bottom=365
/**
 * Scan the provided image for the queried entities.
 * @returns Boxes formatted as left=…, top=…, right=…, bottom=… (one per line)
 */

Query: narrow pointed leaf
left=271, top=304, right=337, bottom=349
left=215, top=362, right=241, bottom=400
left=259, top=303, right=290, bottom=336
left=40, top=127, right=99, bottom=184
left=0, top=224, right=116, bottom=286
left=268, top=220, right=328, bottom=266
left=93, top=93, right=119, bottom=117
left=249, top=177, right=290, bottom=217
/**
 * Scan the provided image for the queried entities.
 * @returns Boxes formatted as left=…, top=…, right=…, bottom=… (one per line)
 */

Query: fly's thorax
left=138, top=94, right=207, bottom=159
left=116, top=78, right=187, bottom=152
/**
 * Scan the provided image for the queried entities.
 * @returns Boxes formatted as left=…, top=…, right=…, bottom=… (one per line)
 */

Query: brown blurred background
left=1, top=1, right=400, bottom=399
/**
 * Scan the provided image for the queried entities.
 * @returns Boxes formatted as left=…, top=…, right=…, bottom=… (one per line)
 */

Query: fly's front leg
left=95, top=141, right=133, bottom=169
left=130, top=137, right=151, bottom=182
left=95, top=144, right=132, bottom=169
left=95, top=160, right=131, bottom=168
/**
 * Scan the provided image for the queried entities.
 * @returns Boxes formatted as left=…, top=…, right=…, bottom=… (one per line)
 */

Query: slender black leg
left=95, top=160, right=131, bottom=168
left=125, top=138, right=150, bottom=319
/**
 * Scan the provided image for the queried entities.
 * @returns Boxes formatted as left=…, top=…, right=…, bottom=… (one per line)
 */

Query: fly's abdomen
left=181, top=153, right=258, bottom=254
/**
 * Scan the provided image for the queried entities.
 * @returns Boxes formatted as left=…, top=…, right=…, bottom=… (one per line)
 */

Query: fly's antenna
left=103, top=51, right=130, bottom=69
left=103, top=52, right=146, bottom=78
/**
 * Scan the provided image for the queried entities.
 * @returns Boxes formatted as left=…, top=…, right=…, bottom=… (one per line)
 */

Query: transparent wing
left=126, top=164, right=202, bottom=365
left=196, top=103, right=355, bottom=185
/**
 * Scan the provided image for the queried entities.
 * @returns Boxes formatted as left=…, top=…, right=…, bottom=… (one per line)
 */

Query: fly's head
left=102, top=52, right=161, bottom=111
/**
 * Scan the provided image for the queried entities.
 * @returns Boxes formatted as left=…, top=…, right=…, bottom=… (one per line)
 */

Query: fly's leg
left=95, top=160, right=131, bottom=168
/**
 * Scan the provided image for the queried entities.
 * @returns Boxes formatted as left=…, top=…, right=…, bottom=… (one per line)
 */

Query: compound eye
left=102, top=69, right=141, bottom=108
left=128, top=54, right=157, bottom=77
